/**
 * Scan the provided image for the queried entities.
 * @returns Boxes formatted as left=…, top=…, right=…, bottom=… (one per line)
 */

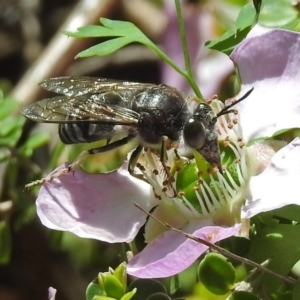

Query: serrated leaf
left=65, top=18, right=154, bottom=59
left=205, top=26, right=252, bottom=55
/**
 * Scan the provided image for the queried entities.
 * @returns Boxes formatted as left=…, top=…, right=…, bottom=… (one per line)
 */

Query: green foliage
left=259, top=0, right=299, bottom=28
left=86, top=263, right=136, bottom=300
left=206, top=0, right=300, bottom=55
left=0, top=96, right=25, bottom=149
left=64, top=12, right=203, bottom=98
left=205, top=3, right=257, bottom=55
left=128, top=279, right=169, bottom=300
left=198, top=253, right=235, bottom=295
left=249, top=224, right=300, bottom=291
left=227, top=291, right=261, bottom=300
left=0, top=221, right=11, bottom=264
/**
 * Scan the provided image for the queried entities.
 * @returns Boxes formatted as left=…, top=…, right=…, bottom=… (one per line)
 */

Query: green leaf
left=120, top=289, right=137, bottom=300
left=100, top=273, right=124, bottom=300
left=272, top=205, right=300, bottom=223
left=227, top=291, right=261, bottom=300
left=0, top=116, right=24, bottom=137
left=205, top=26, right=252, bottom=55
left=19, top=132, right=49, bottom=157
left=129, top=279, right=166, bottom=300
left=0, top=97, right=18, bottom=120
left=113, top=262, right=127, bottom=293
left=146, top=293, right=171, bottom=300
left=249, top=224, right=300, bottom=290
left=78, top=37, right=138, bottom=57
left=92, top=297, right=117, bottom=300
left=206, top=2, right=257, bottom=55
left=0, top=116, right=25, bottom=147
left=86, top=280, right=104, bottom=300
left=236, top=3, right=257, bottom=29
left=0, top=221, right=11, bottom=264
left=64, top=18, right=187, bottom=86
left=281, top=18, right=300, bottom=31
left=293, top=279, right=300, bottom=300
left=65, top=18, right=153, bottom=59
left=259, top=0, right=298, bottom=27
left=198, top=253, right=235, bottom=295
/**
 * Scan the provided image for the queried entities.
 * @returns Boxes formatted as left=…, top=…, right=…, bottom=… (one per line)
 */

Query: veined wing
left=21, top=94, right=139, bottom=125
left=39, top=76, right=157, bottom=97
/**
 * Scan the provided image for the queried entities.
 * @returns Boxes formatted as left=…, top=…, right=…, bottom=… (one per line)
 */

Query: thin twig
left=134, top=202, right=297, bottom=285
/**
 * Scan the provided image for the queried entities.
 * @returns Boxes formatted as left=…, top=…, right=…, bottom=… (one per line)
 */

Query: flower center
left=136, top=99, right=250, bottom=226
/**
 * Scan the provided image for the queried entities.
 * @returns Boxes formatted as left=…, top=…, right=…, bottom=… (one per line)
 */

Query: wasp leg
left=68, top=134, right=136, bottom=172
left=25, top=135, right=136, bottom=189
left=160, top=136, right=177, bottom=197
left=127, top=144, right=150, bottom=183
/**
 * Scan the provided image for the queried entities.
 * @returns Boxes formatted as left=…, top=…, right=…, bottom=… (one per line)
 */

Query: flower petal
left=48, top=287, right=57, bottom=300
left=231, top=29, right=300, bottom=141
left=242, top=138, right=300, bottom=219
left=36, top=163, right=158, bottom=243
left=127, top=222, right=241, bottom=278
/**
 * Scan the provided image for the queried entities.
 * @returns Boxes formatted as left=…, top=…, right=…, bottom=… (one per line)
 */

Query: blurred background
left=0, top=0, right=245, bottom=299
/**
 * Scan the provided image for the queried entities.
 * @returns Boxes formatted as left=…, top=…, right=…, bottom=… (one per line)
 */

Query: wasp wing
left=21, top=94, right=139, bottom=126
left=39, top=76, right=156, bottom=97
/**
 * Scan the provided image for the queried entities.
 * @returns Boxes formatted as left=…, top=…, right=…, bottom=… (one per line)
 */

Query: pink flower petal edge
left=48, top=287, right=57, bottom=300
left=127, top=222, right=241, bottom=278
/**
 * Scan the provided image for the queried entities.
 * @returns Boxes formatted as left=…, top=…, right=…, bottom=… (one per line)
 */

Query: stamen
left=180, top=194, right=202, bottom=217
left=200, top=179, right=222, bottom=210
left=216, top=172, right=236, bottom=199
left=194, top=189, right=209, bottom=215
left=209, top=175, right=227, bottom=206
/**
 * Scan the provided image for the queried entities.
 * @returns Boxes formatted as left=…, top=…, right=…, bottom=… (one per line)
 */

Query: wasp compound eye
left=183, top=118, right=206, bottom=149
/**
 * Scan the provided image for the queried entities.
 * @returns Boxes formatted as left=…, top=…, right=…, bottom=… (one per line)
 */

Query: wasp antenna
left=217, top=87, right=254, bottom=118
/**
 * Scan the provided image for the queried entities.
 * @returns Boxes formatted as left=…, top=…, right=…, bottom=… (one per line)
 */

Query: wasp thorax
left=133, top=86, right=190, bottom=146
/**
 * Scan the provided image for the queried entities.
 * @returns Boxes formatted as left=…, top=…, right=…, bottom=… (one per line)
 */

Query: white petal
left=231, top=29, right=300, bottom=141
left=242, top=138, right=300, bottom=218
left=36, top=164, right=158, bottom=243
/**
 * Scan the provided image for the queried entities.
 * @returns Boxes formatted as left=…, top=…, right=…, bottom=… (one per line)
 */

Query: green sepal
left=98, top=273, right=124, bottom=299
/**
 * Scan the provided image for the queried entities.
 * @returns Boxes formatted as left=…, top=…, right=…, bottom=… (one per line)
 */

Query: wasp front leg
left=25, top=135, right=136, bottom=188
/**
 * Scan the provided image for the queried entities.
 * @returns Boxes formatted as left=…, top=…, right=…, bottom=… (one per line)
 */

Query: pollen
left=153, top=169, right=159, bottom=175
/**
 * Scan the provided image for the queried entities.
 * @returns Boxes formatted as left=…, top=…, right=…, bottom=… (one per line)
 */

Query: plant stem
left=174, top=0, right=203, bottom=100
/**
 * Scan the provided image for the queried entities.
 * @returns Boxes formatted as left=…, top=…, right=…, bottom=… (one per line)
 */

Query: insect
left=21, top=77, right=253, bottom=187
